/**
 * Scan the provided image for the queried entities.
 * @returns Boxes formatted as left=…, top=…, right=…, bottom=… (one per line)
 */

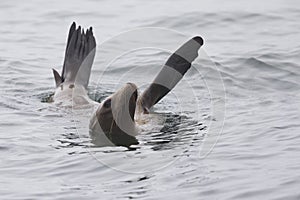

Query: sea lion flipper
left=52, top=68, right=62, bottom=87
left=59, top=22, right=96, bottom=88
left=75, top=27, right=96, bottom=88
left=138, top=36, right=204, bottom=112
left=66, top=22, right=76, bottom=54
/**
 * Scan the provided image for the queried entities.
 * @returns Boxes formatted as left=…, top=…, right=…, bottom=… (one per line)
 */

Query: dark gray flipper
left=61, top=22, right=76, bottom=81
left=52, top=68, right=62, bottom=87
left=52, top=22, right=96, bottom=88
left=138, top=36, right=204, bottom=113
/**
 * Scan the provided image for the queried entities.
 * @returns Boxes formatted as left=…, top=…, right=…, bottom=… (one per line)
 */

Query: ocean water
left=0, top=0, right=300, bottom=199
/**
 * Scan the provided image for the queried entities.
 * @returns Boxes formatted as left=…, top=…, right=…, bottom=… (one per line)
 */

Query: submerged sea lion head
left=95, top=82, right=138, bottom=146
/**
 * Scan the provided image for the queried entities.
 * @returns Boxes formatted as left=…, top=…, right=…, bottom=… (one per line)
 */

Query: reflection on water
left=143, top=113, right=206, bottom=151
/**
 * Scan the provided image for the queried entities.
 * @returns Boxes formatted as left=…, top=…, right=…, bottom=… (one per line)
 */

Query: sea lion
left=53, top=22, right=204, bottom=147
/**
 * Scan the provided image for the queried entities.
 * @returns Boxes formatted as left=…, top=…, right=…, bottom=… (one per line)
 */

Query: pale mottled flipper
left=138, top=36, right=204, bottom=113
left=52, top=22, right=96, bottom=88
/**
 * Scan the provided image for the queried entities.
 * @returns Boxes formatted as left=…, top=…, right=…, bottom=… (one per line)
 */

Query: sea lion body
left=52, top=22, right=203, bottom=147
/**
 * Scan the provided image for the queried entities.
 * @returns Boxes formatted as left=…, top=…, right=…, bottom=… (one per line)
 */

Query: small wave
left=142, top=11, right=285, bottom=30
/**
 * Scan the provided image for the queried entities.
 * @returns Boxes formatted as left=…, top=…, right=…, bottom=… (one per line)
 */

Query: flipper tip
left=52, top=68, right=63, bottom=87
left=192, top=36, right=204, bottom=46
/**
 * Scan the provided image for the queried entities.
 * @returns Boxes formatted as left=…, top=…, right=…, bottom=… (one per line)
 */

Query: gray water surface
left=1, top=0, right=300, bottom=199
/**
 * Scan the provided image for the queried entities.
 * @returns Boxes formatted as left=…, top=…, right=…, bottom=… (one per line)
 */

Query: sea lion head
left=95, top=82, right=138, bottom=146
